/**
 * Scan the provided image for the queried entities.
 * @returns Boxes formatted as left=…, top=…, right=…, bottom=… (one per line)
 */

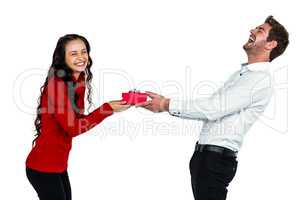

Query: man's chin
left=243, top=43, right=252, bottom=50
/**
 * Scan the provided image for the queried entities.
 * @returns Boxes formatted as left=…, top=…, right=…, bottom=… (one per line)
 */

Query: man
left=137, top=16, right=289, bottom=200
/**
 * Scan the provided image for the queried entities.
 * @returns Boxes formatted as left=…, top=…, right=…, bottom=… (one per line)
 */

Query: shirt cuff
left=168, top=99, right=183, bottom=117
left=101, top=103, right=114, bottom=116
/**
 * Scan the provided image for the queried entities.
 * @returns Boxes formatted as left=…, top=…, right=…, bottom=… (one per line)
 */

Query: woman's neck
left=72, top=72, right=80, bottom=80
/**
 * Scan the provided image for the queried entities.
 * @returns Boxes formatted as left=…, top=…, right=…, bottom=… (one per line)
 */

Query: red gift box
left=122, top=90, right=148, bottom=105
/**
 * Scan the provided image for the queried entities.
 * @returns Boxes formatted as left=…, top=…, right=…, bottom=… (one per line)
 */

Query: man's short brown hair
left=265, top=16, right=289, bottom=61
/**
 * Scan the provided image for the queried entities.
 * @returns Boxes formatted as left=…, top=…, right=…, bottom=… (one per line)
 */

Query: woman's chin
left=73, top=66, right=86, bottom=72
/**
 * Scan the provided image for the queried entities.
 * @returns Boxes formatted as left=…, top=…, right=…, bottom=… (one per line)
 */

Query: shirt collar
left=241, top=62, right=271, bottom=72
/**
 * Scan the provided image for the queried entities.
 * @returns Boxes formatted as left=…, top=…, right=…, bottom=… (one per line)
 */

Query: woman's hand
left=108, top=100, right=131, bottom=112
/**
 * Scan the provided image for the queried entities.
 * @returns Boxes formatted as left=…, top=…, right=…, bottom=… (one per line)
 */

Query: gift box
left=122, top=90, right=148, bottom=105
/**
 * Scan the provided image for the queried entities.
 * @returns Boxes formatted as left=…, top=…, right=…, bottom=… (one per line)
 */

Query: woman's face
left=65, top=39, right=89, bottom=75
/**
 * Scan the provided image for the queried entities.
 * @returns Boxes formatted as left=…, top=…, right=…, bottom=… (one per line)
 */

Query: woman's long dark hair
left=33, top=34, right=94, bottom=145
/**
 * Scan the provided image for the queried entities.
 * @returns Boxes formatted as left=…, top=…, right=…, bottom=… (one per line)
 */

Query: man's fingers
left=135, top=101, right=155, bottom=112
left=145, top=91, right=159, bottom=98
left=144, top=105, right=153, bottom=110
left=141, top=104, right=153, bottom=111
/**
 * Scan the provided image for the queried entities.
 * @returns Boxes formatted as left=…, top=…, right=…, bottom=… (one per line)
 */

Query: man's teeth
left=249, top=36, right=255, bottom=42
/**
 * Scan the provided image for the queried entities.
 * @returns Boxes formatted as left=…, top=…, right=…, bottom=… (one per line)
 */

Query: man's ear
left=265, top=40, right=278, bottom=51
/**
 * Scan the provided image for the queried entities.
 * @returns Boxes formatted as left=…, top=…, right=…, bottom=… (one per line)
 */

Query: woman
left=25, top=34, right=130, bottom=200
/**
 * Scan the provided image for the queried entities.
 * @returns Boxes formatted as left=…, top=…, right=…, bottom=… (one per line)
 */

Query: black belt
left=194, top=142, right=237, bottom=158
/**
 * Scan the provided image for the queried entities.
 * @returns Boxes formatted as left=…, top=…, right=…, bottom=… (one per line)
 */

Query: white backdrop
left=1, top=0, right=299, bottom=199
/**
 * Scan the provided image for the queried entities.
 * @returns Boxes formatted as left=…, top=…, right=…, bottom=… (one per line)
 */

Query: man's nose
left=250, top=29, right=255, bottom=35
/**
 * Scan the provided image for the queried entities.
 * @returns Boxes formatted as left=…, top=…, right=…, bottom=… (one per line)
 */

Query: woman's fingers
left=108, top=100, right=132, bottom=112
left=135, top=101, right=151, bottom=107
left=110, top=100, right=128, bottom=104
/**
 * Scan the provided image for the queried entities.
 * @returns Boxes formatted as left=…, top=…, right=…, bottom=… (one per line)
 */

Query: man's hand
left=108, top=100, right=131, bottom=112
left=135, top=91, right=170, bottom=113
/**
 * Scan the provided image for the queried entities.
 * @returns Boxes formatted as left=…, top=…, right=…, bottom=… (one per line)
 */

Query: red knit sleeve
left=46, top=77, right=113, bottom=137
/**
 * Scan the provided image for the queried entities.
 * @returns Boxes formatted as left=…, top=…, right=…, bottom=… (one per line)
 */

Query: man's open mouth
left=248, top=35, right=256, bottom=43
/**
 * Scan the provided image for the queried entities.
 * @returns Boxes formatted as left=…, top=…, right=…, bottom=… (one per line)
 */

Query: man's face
left=243, top=23, right=272, bottom=53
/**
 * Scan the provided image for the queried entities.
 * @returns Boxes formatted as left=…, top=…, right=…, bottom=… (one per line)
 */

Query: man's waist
left=194, top=142, right=238, bottom=158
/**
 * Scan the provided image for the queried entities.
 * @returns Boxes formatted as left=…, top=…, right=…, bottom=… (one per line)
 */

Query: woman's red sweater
left=26, top=72, right=113, bottom=172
